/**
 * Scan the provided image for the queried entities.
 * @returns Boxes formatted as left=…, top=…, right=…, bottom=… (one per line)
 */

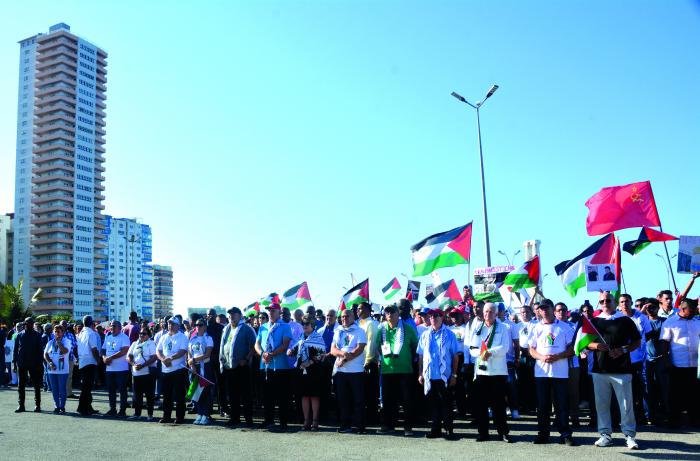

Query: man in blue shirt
left=254, top=303, right=293, bottom=431
left=417, top=308, right=460, bottom=440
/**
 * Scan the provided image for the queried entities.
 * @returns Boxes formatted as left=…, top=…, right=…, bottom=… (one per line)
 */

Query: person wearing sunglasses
left=127, top=327, right=157, bottom=421
left=586, top=291, right=641, bottom=450
left=188, top=319, right=214, bottom=425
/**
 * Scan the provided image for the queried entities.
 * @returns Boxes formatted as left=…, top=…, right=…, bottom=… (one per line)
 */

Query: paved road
left=0, top=387, right=698, bottom=461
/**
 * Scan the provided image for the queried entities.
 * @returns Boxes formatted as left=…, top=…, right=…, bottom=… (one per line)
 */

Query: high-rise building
left=0, top=214, right=14, bottom=285
left=13, top=23, right=108, bottom=318
left=152, top=264, right=173, bottom=319
left=105, top=216, right=152, bottom=321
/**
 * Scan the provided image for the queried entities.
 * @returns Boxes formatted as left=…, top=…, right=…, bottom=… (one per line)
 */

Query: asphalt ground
left=0, top=386, right=698, bottom=461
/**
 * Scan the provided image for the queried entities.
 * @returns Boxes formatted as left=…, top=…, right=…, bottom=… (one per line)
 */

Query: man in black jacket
left=13, top=317, right=44, bottom=412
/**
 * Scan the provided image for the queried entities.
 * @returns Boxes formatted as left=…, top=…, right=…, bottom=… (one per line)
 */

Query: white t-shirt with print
left=128, top=339, right=157, bottom=376
left=188, top=334, right=214, bottom=364
left=157, top=332, right=189, bottom=373
left=528, top=320, right=574, bottom=379
left=44, top=337, right=72, bottom=374
left=332, top=323, right=367, bottom=373
left=102, top=333, right=131, bottom=372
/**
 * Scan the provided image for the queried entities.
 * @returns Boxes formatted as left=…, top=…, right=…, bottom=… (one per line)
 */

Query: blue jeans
left=105, top=370, right=129, bottom=412
left=48, top=373, right=68, bottom=409
left=592, top=373, right=636, bottom=437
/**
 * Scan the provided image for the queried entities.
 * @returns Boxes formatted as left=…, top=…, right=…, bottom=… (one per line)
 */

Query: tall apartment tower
left=105, top=216, right=152, bottom=321
left=152, top=265, right=174, bottom=319
left=0, top=214, right=14, bottom=285
left=13, top=23, right=108, bottom=318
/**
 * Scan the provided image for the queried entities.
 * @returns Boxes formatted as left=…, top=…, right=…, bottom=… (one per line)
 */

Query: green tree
left=0, top=279, right=43, bottom=326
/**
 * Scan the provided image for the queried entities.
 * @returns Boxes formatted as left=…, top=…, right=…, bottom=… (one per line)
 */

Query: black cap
left=227, top=307, right=242, bottom=316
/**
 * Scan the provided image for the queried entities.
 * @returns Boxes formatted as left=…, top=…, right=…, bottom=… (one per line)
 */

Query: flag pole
left=659, top=227, right=678, bottom=293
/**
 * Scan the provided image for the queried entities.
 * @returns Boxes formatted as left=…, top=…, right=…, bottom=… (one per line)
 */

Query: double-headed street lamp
left=452, top=85, right=499, bottom=267
left=498, top=249, right=521, bottom=267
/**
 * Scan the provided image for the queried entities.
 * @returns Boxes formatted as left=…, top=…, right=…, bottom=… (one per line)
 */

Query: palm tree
left=0, top=279, right=43, bottom=326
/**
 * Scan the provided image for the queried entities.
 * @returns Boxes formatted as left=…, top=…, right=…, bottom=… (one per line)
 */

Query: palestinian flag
left=260, top=292, right=280, bottom=308
left=245, top=302, right=259, bottom=317
left=381, top=277, right=401, bottom=300
left=623, top=227, right=678, bottom=256
left=473, top=291, right=504, bottom=303
left=554, top=233, right=617, bottom=297
left=339, top=279, right=369, bottom=311
left=411, top=222, right=472, bottom=277
left=503, top=256, right=540, bottom=292
left=425, top=279, right=462, bottom=309
left=186, top=372, right=214, bottom=402
left=574, top=315, right=603, bottom=355
left=281, top=282, right=312, bottom=310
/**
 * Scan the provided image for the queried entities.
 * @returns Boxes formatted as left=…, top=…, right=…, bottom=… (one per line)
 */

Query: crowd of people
left=1, top=272, right=699, bottom=450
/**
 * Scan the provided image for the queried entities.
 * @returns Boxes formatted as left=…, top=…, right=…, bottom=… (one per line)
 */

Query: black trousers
left=263, top=369, right=291, bottom=426
left=645, top=359, right=670, bottom=424
left=670, top=366, right=700, bottom=425
left=381, top=373, right=414, bottom=430
left=517, top=358, right=536, bottom=412
left=335, top=372, right=365, bottom=430
left=213, top=365, right=227, bottom=412
left=474, top=375, right=509, bottom=436
left=535, top=377, right=570, bottom=437
left=162, top=368, right=188, bottom=420
left=133, top=373, right=155, bottom=416
left=77, top=364, right=96, bottom=413
left=427, top=379, right=453, bottom=433
left=630, top=361, right=647, bottom=422
left=17, top=365, right=43, bottom=407
left=364, top=362, right=380, bottom=423
left=224, top=366, right=253, bottom=423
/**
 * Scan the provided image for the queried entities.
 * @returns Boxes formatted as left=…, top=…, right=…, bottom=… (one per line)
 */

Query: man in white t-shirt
left=529, top=299, right=575, bottom=446
left=156, top=317, right=189, bottom=424
left=76, top=315, right=101, bottom=416
left=331, top=309, right=367, bottom=433
left=101, top=320, right=130, bottom=417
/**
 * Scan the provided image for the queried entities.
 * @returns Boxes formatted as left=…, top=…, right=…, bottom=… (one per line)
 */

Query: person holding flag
left=581, top=291, right=641, bottom=449
left=469, top=303, right=512, bottom=442
left=187, top=319, right=214, bottom=425
left=417, top=306, right=461, bottom=440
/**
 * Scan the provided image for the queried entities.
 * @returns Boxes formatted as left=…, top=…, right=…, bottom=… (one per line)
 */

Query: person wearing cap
left=102, top=320, right=131, bottom=417
left=13, top=317, right=44, bottom=413
left=76, top=315, right=101, bottom=415
left=529, top=299, right=576, bottom=446
left=469, top=302, right=512, bottom=442
left=331, top=308, right=368, bottom=434
left=447, top=306, right=467, bottom=419
left=188, top=318, right=215, bottom=425
left=357, top=302, right=380, bottom=424
left=127, top=326, right=158, bottom=421
left=220, top=307, right=256, bottom=427
left=43, top=324, right=71, bottom=413
left=417, top=308, right=460, bottom=440
left=156, top=317, right=190, bottom=424
left=377, top=304, right=419, bottom=436
left=254, top=302, right=293, bottom=431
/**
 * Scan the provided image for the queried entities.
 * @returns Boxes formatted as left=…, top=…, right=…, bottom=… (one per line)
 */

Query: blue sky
left=1, top=1, right=699, bottom=315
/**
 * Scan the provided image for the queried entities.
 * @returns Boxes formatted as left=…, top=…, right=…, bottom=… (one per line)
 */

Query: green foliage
left=0, top=279, right=43, bottom=326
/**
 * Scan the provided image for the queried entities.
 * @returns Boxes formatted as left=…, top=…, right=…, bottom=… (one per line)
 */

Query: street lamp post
left=497, top=249, right=521, bottom=266
left=452, top=85, right=499, bottom=267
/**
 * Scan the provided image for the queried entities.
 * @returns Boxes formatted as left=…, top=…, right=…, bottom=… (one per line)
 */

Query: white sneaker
left=200, top=416, right=210, bottom=426
left=594, top=434, right=613, bottom=447
left=625, top=436, right=639, bottom=450
left=193, top=415, right=202, bottom=425
left=511, top=410, right=520, bottom=419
